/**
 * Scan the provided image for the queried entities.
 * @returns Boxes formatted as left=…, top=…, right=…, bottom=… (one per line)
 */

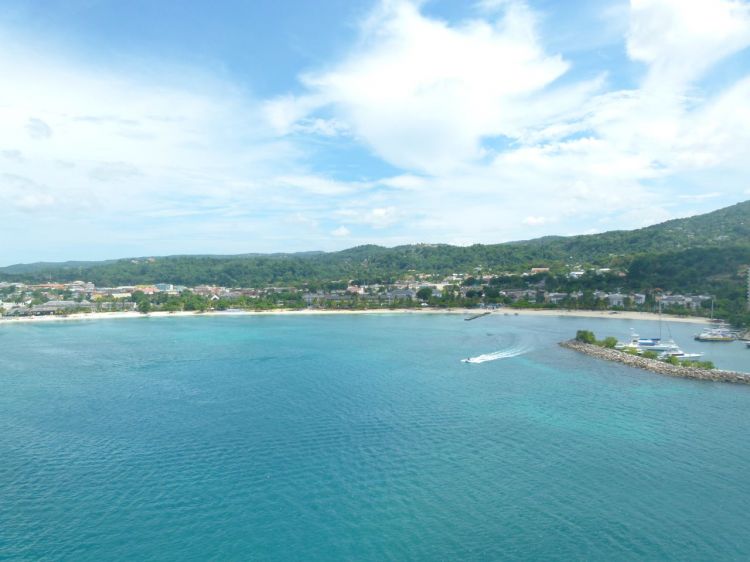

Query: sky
left=1, top=0, right=750, bottom=265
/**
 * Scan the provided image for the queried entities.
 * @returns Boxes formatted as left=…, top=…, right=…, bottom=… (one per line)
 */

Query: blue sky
left=1, top=0, right=750, bottom=264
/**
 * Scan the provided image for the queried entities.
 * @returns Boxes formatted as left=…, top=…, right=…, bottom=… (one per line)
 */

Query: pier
left=464, top=311, right=491, bottom=321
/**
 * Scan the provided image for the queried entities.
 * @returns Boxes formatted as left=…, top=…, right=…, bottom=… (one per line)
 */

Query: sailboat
left=695, top=300, right=737, bottom=341
left=616, top=302, right=702, bottom=359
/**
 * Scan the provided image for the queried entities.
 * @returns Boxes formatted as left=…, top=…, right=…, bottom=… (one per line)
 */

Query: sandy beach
left=0, top=307, right=712, bottom=325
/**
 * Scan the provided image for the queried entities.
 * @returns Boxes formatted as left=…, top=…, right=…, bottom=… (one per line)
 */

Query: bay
left=1, top=314, right=749, bottom=560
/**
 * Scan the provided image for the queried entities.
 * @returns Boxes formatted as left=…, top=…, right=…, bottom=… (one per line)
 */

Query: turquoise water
left=1, top=314, right=749, bottom=560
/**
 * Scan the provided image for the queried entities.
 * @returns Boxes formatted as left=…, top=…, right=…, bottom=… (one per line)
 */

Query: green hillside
left=2, top=200, right=749, bottom=290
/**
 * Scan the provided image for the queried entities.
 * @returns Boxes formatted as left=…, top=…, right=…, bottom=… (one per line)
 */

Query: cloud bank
left=1, top=0, right=750, bottom=263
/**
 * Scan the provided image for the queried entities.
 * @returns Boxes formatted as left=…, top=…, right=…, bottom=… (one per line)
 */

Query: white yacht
left=616, top=331, right=702, bottom=359
left=694, top=327, right=736, bottom=342
left=616, top=332, right=680, bottom=353
left=657, top=349, right=704, bottom=360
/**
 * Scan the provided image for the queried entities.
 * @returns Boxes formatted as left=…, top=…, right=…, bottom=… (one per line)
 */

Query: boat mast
left=658, top=300, right=662, bottom=339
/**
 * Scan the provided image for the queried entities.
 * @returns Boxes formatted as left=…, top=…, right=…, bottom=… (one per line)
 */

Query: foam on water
left=461, top=345, right=531, bottom=363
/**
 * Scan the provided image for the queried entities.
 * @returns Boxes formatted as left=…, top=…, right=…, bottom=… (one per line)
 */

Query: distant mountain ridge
left=0, top=260, right=119, bottom=275
left=2, top=200, right=749, bottom=288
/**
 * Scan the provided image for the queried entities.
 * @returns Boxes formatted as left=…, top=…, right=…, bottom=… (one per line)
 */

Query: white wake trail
left=461, top=346, right=530, bottom=364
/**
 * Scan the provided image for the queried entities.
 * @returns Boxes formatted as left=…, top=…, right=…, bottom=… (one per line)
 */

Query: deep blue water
left=1, top=313, right=749, bottom=560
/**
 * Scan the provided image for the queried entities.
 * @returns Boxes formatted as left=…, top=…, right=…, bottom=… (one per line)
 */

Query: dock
left=464, top=311, right=491, bottom=321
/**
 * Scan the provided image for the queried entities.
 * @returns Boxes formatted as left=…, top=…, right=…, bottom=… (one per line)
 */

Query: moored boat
left=658, top=350, right=704, bottom=360
left=616, top=331, right=702, bottom=359
left=616, top=332, right=681, bottom=353
left=694, top=327, right=736, bottom=342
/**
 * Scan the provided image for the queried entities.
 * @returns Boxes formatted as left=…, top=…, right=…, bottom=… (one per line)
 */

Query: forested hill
left=517, top=199, right=750, bottom=257
left=2, top=200, right=749, bottom=288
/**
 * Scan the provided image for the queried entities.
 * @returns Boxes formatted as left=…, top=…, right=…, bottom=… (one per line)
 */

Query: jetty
left=464, top=311, right=491, bottom=321
left=560, top=340, right=750, bottom=384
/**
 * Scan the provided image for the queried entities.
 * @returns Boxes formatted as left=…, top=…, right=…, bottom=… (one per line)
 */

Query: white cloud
left=380, top=174, right=427, bottom=190
left=678, top=192, right=721, bottom=201
left=266, top=0, right=750, bottom=240
left=274, top=175, right=370, bottom=195
left=2, top=1, right=750, bottom=263
left=293, top=117, right=349, bottom=137
left=0, top=174, right=56, bottom=211
left=264, top=94, right=325, bottom=136
left=89, top=162, right=142, bottom=182
left=331, top=226, right=351, bottom=237
left=627, top=0, right=750, bottom=87
left=0, top=27, right=333, bottom=259
left=522, top=215, right=547, bottom=226
left=268, top=0, right=598, bottom=174
left=336, top=206, right=399, bottom=228
left=1, top=149, right=23, bottom=162
left=26, top=118, right=52, bottom=139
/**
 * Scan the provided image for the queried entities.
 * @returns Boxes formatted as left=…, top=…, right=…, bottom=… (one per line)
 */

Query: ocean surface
left=1, top=313, right=749, bottom=560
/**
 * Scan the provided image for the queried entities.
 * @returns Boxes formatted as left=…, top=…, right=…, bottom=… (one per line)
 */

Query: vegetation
left=416, top=287, right=433, bottom=301
left=2, top=200, right=748, bottom=286
left=575, top=330, right=597, bottom=344
left=678, top=359, right=715, bottom=370
left=2, top=199, right=748, bottom=324
left=575, top=330, right=618, bottom=348
left=601, top=336, right=618, bottom=349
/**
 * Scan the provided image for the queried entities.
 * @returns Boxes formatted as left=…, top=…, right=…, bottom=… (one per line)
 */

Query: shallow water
left=1, top=314, right=749, bottom=560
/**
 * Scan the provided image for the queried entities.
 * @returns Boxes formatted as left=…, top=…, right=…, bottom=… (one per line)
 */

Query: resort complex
left=0, top=273, right=730, bottom=320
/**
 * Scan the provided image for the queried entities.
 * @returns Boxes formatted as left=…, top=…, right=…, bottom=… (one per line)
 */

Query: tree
left=137, top=299, right=151, bottom=313
left=162, top=298, right=183, bottom=312
left=484, top=286, right=500, bottom=299
left=601, top=336, right=618, bottom=348
left=575, top=330, right=596, bottom=344
left=416, top=287, right=433, bottom=301
left=665, top=355, right=680, bottom=365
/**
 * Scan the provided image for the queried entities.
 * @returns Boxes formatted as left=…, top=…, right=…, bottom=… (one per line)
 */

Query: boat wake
left=461, top=346, right=530, bottom=364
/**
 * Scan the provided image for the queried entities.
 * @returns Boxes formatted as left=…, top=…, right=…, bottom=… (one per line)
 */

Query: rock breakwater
left=560, top=340, right=750, bottom=384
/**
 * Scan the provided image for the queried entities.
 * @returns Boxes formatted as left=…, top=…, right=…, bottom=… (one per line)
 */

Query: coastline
left=0, top=307, right=713, bottom=325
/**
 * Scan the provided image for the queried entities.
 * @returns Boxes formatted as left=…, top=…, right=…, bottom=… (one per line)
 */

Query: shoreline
left=0, top=307, right=713, bottom=326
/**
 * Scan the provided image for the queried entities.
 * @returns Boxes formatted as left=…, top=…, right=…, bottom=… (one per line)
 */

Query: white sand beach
left=0, top=307, right=712, bottom=325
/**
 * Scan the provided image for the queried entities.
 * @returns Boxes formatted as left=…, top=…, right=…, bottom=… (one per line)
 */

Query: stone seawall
left=560, top=340, right=750, bottom=384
